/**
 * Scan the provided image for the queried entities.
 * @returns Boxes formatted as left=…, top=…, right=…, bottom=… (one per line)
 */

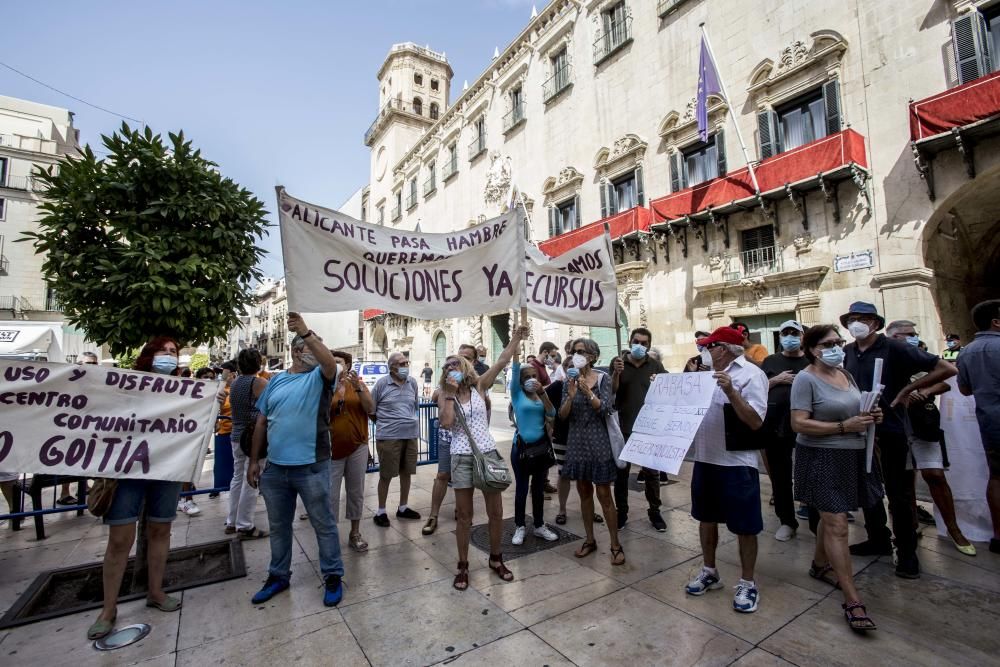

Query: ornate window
left=542, top=166, right=585, bottom=237
left=412, top=97, right=423, bottom=116
left=429, top=102, right=439, bottom=120
left=659, top=94, right=728, bottom=192
left=414, top=72, right=423, bottom=86
left=593, top=134, right=646, bottom=217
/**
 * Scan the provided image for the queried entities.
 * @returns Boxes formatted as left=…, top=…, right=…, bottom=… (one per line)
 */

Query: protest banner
left=524, top=233, right=617, bottom=327
left=0, top=360, right=219, bottom=482
left=277, top=188, right=523, bottom=319
left=620, top=372, right=717, bottom=474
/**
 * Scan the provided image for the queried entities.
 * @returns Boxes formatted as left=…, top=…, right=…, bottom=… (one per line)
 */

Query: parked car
left=354, top=360, right=389, bottom=389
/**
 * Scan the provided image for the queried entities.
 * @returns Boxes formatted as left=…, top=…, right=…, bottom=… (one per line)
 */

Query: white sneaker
left=179, top=499, right=202, bottom=516
left=533, top=524, right=559, bottom=542
left=512, top=526, right=526, bottom=545
left=774, top=525, right=796, bottom=542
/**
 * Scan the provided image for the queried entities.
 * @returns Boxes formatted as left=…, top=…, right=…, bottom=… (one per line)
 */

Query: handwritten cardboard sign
left=0, top=361, right=218, bottom=482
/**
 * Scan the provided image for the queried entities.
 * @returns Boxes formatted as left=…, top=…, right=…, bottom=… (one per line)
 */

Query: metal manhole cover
left=469, top=516, right=580, bottom=560
left=627, top=473, right=677, bottom=493
left=94, top=623, right=151, bottom=651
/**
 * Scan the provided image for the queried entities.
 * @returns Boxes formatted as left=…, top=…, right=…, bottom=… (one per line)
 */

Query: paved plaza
left=1, top=398, right=998, bottom=667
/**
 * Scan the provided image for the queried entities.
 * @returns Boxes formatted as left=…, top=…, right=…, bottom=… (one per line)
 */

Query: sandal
left=349, top=531, right=369, bottom=552
left=453, top=561, right=469, bottom=591
left=808, top=561, right=841, bottom=589
left=555, top=513, right=567, bottom=525
left=224, top=525, right=237, bottom=535
left=57, top=495, right=78, bottom=506
left=842, top=601, right=876, bottom=632
left=422, top=516, right=438, bottom=535
left=146, top=594, right=182, bottom=612
left=488, top=553, right=514, bottom=582
left=237, top=527, right=268, bottom=540
left=574, top=540, right=598, bottom=558
left=610, top=545, right=626, bottom=566
left=87, top=613, right=116, bottom=640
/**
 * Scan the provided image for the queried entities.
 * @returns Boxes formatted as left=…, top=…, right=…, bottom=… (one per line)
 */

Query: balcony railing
left=468, top=134, right=487, bottom=161
left=405, top=192, right=418, bottom=210
left=503, top=103, right=526, bottom=134
left=45, top=291, right=60, bottom=312
left=3, top=175, right=34, bottom=191
left=593, top=16, right=632, bottom=65
left=364, top=98, right=429, bottom=146
left=391, top=205, right=402, bottom=221
left=543, top=65, right=573, bottom=103
left=423, top=174, right=437, bottom=196
left=0, top=296, right=32, bottom=311
left=0, top=255, right=8, bottom=277
left=723, top=246, right=783, bottom=281
left=442, top=156, right=458, bottom=181
left=657, top=0, right=691, bottom=18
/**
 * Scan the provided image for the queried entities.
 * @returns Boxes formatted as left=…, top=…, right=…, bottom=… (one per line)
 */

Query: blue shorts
left=104, top=479, right=183, bottom=526
left=437, top=439, right=452, bottom=474
left=690, top=462, right=763, bottom=536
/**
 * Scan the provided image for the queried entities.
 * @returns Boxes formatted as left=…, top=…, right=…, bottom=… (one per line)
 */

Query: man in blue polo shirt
left=247, top=313, right=344, bottom=607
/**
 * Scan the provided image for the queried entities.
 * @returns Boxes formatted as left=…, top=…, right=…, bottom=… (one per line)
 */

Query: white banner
left=0, top=361, right=218, bottom=482
left=277, top=188, right=523, bottom=319
left=525, top=233, right=618, bottom=327
left=620, top=372, right=717, bottom=474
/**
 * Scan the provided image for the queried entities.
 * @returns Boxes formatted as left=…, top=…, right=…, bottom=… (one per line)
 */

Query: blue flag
left=697, top=36, right=724, bottom=143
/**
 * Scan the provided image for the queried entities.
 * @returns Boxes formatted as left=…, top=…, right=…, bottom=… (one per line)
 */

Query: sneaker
left=396, top=507, right=421, bottom=520
left=209, top=492, right=220, bottom=499
left=895, top=552, right=920, bottom=579
left=659, top=471, right=669, bottom=483
left=685, top=567, right=723, bottom=596
left=775, top=525, right=796, bottom=542
left=178, top=499, right=202, bottom=516
left=648, top=509, right=667, bottom=532
left=795, top=504, right=810, bottom=521
left=617, top=510, right=628, bottom=529
left=512, top=526, right=526, bottom=545
left=733, top=580, right=760, bottom=613
left=544, top=482, right=558, bottom=494
left=916, top=506, right=935, bottom=525
left=533, top=524, right=559, bottom=542
left=849, top=539, right=893, bottom=556
left=990, top=538, right=1000, bottom=554
left=323, top=575, right=344, bottom=607
left=373, top=513, right=390, bottom=528
left=251, top=575, right=289, bottom=604
left=636, top=469, right=647, bottom=482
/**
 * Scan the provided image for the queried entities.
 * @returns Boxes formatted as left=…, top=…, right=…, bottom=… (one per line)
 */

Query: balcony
left=722, top=246, right=784, bottom=281
left=442, top=156, right=458, bottom=181
left=650, top=129, right=870, bottom=233
left=657, top=0, right=691, bottom=18
left=468, top=134, right=487, bottom=161
left=2, top=175, right=35, bottom=191
left=543, top=65, right=573, bottom=103
left=909, top=69, right=1000, bottom=200
left=593, top=16, right=632, bottom=65
left=364, top=98, right=431, bottom=146
left=423, top=174, right=437, bottom=196
left=503, top=104, right=526, bottom=134
left=0, top=255, right=7, bottom=276
left=0, top=296, right=32, bottom=311
left=391, top=205, right=401, bottom=222
left=405, top=191, right=418, bottom=210
left=538, top=206, right=651, bottom=258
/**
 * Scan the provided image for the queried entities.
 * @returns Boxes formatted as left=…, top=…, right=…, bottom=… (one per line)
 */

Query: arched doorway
left=370, top=325, right=388, bottom=361
left=589, top=305, right=629, bottom=367
left=433, top=331, right=447, bottom=383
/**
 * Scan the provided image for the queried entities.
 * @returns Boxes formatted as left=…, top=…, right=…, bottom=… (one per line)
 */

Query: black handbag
left=723, top=404, right=765, bottom=451
left=238, top=377, right=268, bottom=458
left=517, top=433, right=555, bottom=467
left=908, top=400, right=942, bottom=442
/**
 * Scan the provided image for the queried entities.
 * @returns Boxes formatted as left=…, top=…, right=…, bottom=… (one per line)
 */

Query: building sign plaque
left=833, top=250, right=875, bottom=273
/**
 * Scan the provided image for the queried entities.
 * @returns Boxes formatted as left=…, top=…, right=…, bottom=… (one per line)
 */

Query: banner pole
left=603, top=223, right=623, bottom=355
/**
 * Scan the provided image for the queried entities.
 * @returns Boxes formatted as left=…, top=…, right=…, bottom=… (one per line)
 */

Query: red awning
left=537, top=206, right=651, bottom=257
left=362, top=309, right=386, bottom=320
left=909, top=70, right=1000, bottom=142
left=649, top=129, right=868, bottom=222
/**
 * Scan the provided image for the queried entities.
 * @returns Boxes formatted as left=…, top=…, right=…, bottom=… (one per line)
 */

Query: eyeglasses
left=817, top=339, right=846, bottom=349
left=444, top=360, right=461, bottom=369
left=706, top=342, right=725, bottom=350
left=395, top=361, right=410, bottom=367
left=572, top=349, right=587, bottom=355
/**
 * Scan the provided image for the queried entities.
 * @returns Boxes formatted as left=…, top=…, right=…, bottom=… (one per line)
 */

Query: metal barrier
left=366, top=402, right=440, bottom=472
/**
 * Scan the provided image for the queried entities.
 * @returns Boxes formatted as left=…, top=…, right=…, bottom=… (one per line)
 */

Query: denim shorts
left=451, top=449, right=501, bottom=490
left=437, top=439, right=452, bottom=474
left=104, top=478, right=183, bottom=526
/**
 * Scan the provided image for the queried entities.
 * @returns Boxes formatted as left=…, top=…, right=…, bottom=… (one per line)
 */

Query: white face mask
left=847, top=321, right=871, bottom=339
left=700, top=349, right=713, bottom=368
left=572, top=353, right=588, bottom=369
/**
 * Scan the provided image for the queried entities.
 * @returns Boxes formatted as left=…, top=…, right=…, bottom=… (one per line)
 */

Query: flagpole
left=603, top=223, right=623, bottom=356
left=700, top=23, right=762, bottom=198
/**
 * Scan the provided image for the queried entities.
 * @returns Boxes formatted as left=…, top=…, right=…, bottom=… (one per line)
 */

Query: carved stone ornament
left=541, top=166, right=584, bottom=206
left=683, top=97, right=697, bottom=121
left=778, top=41, right=809, bottom=71
left=739, top=276, right=767, bottom=301
left=708, top=253, right=726, bottom=270
left=483, top=152, right=513, bottom=208
left=747, top=30, right=848, bottom=96
left=792, top=233, right=814, bottom=254
left=594, top=134, right=647, bottom=177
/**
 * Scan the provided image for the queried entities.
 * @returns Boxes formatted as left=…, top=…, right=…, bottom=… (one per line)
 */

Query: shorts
left=437, top=438, right=452, bottom=474
left=987, top=448, right=1000, bottom=478
left=907, top=437, right=944, bottom=471
left=450, top=449, right=502, bottom=490
left=104, top=479, right=183, bottom=526
left=690, top=462, right=763, bottom=535
left=376, top=438, right=418, bottom=479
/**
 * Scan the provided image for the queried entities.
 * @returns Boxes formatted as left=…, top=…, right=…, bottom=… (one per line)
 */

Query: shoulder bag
left=452, top=395, right=512, bottom=492
left=723, top=376, right=766, bottom=452
left=509, top=391, right=555, bottom=467
left=239, top=377, right=268, bottom=459
left=596, top=372, right=628, bottom=469
left=87, top=478, right=118, bottom=517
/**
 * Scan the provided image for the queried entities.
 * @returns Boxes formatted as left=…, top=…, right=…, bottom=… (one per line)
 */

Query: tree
left=22, top=123, right=268, bottom=355
left=188, top=352, right=210, bottom=371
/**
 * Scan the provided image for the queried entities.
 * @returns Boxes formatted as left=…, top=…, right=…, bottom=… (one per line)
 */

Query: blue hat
left=839, top=302, right=885, bottom=331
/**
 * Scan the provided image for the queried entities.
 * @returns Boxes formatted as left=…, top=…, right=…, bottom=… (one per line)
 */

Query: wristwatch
left=300, top=330, right=314, bottom=339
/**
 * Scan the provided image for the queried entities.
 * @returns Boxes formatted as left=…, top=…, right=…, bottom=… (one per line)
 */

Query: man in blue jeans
left=247, top=312, right=344, bottom=606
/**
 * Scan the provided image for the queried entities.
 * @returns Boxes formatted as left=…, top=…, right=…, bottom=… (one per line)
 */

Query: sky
left=1, top=0, right=542, bottom=278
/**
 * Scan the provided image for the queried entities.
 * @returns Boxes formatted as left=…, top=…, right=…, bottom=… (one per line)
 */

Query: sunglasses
left=706, top=342, right=725, bottom=350
left=572, top=349, right=588, bottom=355
left=817, top=339, right=846, bottom=349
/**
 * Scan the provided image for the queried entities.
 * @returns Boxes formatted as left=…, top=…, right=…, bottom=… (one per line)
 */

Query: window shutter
left=574, top=194, right=582, bottom=228
left=715, top=129, right=727, bottom=177
left=757, top=108, right=777, bottom=159
left=635, top=166, right=645, bottom=206
left=670, top=153, right=682, bottom=192
left=600, top=183, right=609, bottom=219
left=822, top=79, right=842, bottom=136
left=953, top=12, right=992, bottom=85
left=548, top=206, right=558, bottom=238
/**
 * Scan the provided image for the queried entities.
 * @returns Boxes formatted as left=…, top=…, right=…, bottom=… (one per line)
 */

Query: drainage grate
left=627, top=472, right=678, bottom=493
left=469, top=516, right=580, bottom=561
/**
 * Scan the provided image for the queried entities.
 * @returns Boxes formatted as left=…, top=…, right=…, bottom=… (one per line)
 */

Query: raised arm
left=478, top=324, right=529, bottom=391
left=288, top=312, right=339, bottom=382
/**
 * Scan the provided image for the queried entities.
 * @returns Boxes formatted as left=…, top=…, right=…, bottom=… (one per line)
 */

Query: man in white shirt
left=683, top=327, right=768, bottom=614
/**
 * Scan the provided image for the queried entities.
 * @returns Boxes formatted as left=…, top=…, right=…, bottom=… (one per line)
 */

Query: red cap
left=697, top=327, right=745, bottom=347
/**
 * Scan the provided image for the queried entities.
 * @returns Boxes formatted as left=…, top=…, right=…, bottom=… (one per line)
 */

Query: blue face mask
left=820, top=347, right=845, bottom=367
left=448, top=370, right=464, bottom=383
left=151, top=355, right=178, bottom=375
left=779, top=335, right=801, bottom=352
left=630, top=343, right=648, bottom=359
left=905, top=335, right=920, bottom=347
left=946, top=340, right=958, bottom=349
left=396, top=367, right=409, bottom=379
left=567, top=367, right=580, bottom=380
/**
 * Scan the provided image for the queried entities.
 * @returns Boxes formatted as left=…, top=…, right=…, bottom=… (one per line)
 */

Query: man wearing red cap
left=684, top=327, right=769, bottom=614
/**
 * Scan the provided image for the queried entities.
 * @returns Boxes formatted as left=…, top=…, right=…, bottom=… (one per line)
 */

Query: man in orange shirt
left=731, top=322, right=769, bottom=365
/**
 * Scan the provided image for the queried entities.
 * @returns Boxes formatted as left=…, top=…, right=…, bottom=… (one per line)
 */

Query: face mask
left=779, top=335, right=801, bottom=352
left=946, top=340, right=958, bottom=349
left=820, top=347, right=846, bottom=367
left=477, top=356, right=486, bottom=363
left=905, top=336, right=920, bottom=347
left=630, top=343, right=648, bottom=359
left=847, top=321, right=871, bottom=339
left=299, top=352, right=318, bottom=370
left=572, top=353, right=588, bottom=369
left=700, top=349, right=713, bottom=368
left=151, top=355, right=178, bottom=375
left=396, top=367, right=410, bottom=379
left=523, top=378, right=540, bottom=392
left=567, top=367, right=580, bottom=380
left=696, top=344, right=705, bottom=353
left=448, top=370, right=464, bottom=383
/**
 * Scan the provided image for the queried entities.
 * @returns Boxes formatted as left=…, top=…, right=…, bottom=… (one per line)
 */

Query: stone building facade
left=359, top=0, right=1000, bottom=373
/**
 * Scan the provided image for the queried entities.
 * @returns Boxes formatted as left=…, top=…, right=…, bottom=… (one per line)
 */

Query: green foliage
left=188, top=352, right=210, bottom=371
left=21, top=123, right=268, bottom=356
left=115, top=348, right=140, bottom=370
